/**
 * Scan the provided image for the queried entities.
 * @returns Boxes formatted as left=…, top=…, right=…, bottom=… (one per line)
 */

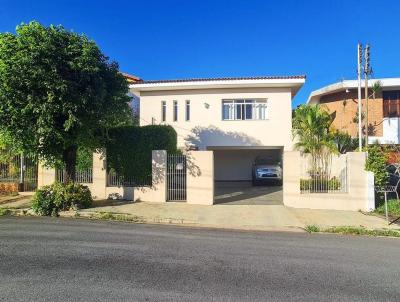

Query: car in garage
left=252, top=156, right=282, bottom=186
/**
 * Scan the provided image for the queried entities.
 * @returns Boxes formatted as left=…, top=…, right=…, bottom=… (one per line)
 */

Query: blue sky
left=1, top=0, right=400, bottom=106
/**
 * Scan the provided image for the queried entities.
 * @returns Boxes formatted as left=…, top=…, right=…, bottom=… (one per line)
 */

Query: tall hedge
left=106, top=125, right=177, bottom=180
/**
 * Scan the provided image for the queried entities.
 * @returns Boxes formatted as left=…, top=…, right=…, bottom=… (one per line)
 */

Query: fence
left=106, top=169, right=151, bottom=187
left=56, top=168, right=93, bottom=183
left=300, top=154, right=348, bottom=194
left=0, top=153, right=38, bottom=192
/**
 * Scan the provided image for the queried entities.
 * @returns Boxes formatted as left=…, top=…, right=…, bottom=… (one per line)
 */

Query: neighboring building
left=130, top=76, right=305, bottom=182
left=122, top=72, right=141, bottom=118
left=307, top=78, right=400, bottom=144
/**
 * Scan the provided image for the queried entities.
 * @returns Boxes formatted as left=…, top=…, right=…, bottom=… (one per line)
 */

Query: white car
left=252, top=157, right=282, bottom=186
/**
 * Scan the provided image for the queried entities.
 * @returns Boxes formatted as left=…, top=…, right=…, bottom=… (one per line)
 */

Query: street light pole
left=364, top=44, right=371, bottom=147
left=357, top=43, right=363, bottom=151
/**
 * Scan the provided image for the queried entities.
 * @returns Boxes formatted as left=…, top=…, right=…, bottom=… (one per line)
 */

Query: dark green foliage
left=32, top=183, right=92, bottom=216
left=0, top=21, right=133, bottom=182
left=106, top=125, right=177, bottom=182
left=331, top=130, right=359, bottom=154
left=365, top=145, right=389, bottom=187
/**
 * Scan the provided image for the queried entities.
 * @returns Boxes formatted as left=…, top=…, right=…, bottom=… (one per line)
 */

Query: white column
left=91, top=152, right=107, bottom=199
left=186, top=151, right=214, bottom=205
left=37, top=163, right=56, bottom=188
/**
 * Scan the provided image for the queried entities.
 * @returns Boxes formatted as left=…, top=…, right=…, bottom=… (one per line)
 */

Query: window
left=383, top=91, right=400, bottom=118
left=161, top=101, right=166, bottom=122
left=173, top=100, right=178, bottom=121
left=185, top=100, right=190, bottom=121
left=222, top=99, right=267, bottom=120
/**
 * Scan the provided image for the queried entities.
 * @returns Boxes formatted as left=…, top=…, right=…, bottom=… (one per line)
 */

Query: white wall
left=135, top=87, right=294, bottom=150
left=369, top=117, right=400, bottom=144
left=283, top=151, right=375, bottom=212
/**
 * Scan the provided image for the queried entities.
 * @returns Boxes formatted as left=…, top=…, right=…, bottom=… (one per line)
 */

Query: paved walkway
left=214, top=183, right=282, bottom=205
left=77, top=200, right=397, bottom=232
left=1, top=194, right=397, bottom=232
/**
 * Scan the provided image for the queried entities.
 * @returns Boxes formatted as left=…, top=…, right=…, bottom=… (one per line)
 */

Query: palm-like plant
left=293, top=105, right=337, bottom=176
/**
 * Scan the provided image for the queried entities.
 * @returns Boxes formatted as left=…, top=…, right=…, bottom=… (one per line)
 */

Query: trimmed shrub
left=365, top=145, right=388, bottom=187
left=32, top=183, right=92, bottom=216
left=300, top=178, right=341, bottom=192
left=106, top=125, right=177, bottom=182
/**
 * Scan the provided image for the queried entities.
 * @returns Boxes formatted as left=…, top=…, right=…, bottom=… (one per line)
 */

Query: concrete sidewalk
left=76, top=201, right=398, bottom=232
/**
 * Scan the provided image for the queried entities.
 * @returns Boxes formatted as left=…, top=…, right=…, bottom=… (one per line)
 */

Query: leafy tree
left=292, top=105, right=337, bottom=175
left=0, top=22, right=133, bottom=182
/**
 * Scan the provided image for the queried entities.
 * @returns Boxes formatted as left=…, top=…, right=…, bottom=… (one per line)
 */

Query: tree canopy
left=0, top=21, right=133, bottom=182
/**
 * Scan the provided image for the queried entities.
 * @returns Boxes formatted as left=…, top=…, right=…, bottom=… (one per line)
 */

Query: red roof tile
left=134, top=75, right=306, bottom=84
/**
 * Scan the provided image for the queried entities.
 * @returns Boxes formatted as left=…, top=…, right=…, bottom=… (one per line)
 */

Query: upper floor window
left=161, top=101, right=166, bottom=122
left=185, top=100, right=190, bottom=121
left=383, top=91, right=400, bottom=118
left=222, top=99, right=267, bottom=120
left=173, top=100, right=178, bottom=121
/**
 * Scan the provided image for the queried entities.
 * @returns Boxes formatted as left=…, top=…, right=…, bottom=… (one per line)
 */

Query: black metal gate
left=167, top=154, right=187, bottom=201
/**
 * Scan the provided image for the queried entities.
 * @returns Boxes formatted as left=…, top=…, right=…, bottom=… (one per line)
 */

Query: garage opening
left=211, top=147, right=283, bottom=205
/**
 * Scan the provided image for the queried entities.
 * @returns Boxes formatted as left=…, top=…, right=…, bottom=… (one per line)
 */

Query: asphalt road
left=0, top=217, right=399, bottom=302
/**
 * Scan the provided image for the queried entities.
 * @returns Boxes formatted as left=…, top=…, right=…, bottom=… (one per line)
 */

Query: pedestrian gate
left=167, top=154, right=187, bottom=201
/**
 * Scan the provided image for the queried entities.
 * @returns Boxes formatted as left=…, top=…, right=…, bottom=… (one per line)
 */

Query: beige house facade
left=131, top=76, right=305, bottom=184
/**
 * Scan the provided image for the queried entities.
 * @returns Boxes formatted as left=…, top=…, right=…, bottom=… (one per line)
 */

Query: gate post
left=151, top=150, right=167, bottom=203
left=91, top=151, right=107, bottom=199
left=37, top=163, right=56, bottom=188
left=187, top=151, right=214, bottom=205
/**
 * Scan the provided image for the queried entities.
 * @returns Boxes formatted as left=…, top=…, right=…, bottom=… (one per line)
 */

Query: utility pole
left=357, top=43, right=363, bottom=151
left=364, top=44, right=371, bottom=147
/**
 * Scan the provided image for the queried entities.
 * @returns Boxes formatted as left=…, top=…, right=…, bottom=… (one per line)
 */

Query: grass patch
left=375, top=199, right=400, bottom=216
left=305, top=225, right=400, bottom=238
left=96, top=212, right=144, bottom=223
left=305, top=225, right=320, bottom=233
left=0, top=207, right=11, bottom=216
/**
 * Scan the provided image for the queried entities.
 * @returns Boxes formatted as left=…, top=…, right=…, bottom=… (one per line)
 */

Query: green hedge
left=106, top=125, right=177, bottom=182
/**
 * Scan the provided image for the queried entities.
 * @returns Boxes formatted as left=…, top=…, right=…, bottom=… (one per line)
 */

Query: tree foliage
left=292, top=105, right=337, bottom=174
left=331, top=130, right=359, bottom=154
left=0, top=22, right=133, bottom=182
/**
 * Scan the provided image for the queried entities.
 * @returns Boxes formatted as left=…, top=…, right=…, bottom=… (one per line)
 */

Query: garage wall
left=214, top=149, right=281, bottom=181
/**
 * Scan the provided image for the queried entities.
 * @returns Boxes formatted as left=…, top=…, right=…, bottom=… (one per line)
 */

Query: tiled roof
left=121, top=72, right=141, bottom=83
left=135, top=75, right=306, bottom=84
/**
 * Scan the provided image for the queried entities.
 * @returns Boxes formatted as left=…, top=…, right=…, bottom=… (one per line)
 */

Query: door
left=167, top=154, right=187, bottom=201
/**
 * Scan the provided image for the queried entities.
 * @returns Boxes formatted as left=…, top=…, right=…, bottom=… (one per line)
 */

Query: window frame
left=173, top=100, right=178, bottom=122
left=161, top=100, right=166, bottom=122
left=222, top=99, right=268, bottom=121
left=185, top=100, right=190, bottom=121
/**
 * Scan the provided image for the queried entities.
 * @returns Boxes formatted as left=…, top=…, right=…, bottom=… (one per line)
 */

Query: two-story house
left=307, top=78, right=400, bottom=144
left=131, top=76, right=305, bottom=184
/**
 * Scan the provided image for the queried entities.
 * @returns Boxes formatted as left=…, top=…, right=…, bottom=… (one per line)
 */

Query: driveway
left=214, top=181, right=282, bottom=205
left=1, top=217, right=399, bottom=302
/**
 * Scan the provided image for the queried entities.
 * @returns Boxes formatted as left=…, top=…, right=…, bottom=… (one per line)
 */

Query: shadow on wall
left=185, top=125, right=262, bottom=150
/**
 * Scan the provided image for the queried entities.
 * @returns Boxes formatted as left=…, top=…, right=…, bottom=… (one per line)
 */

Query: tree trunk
left=63, top=146, right=77, bottom=184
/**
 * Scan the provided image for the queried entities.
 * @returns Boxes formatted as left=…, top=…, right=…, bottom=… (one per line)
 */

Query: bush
left=32, top=183, right=92, bottom=216
left=365, top=145, right=389, bottom=187
left=300, top=178, right=341, bottom=192
left=106, top=125, right=177, bottom=182
left=375, top=199, right=400, bottom=216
